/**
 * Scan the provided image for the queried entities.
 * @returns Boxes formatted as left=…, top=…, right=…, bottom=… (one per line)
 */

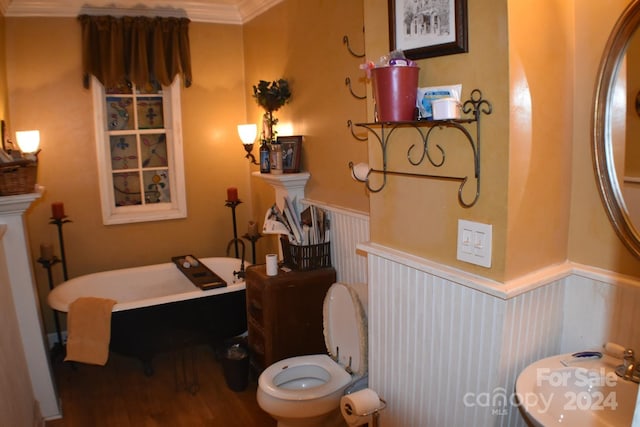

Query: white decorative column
left=252, top=172, right=311, bottom=259
left=0, top=189, right=60, bottom=419
left=252, top=171, right=310, bottom=212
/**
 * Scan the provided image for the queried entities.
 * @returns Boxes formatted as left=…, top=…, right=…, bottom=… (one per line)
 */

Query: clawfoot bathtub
left=48, top=257, right=248, bottom=373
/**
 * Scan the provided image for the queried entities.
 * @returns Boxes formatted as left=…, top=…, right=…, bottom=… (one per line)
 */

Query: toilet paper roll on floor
left=340, top=388, right=382, bottom=426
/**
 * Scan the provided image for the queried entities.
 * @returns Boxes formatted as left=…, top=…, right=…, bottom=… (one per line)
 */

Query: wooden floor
left=45, top=344, right=276, bottom=427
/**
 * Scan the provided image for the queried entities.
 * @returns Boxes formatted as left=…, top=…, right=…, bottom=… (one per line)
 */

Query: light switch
left=457, top=219, right=492, bottom=268
left=461, top=229, right=473, bottom=254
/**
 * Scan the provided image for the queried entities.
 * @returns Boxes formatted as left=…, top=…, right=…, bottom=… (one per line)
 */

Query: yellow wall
left=364, top=0, right=514, bottom=281
left=0, top=13, right=39, bottom=427
left=625, top=21, right=640, bottom=176
left=6, top=18, right=254, bottom=330
left=569, top=0, right=640, bottom=275
left=505, top=0, right=574, bottom=279
left=364, top=0, right=640, bottom=280
left=7, top=6, right=370, bottom=334
left=241, top=0, right=369, bottom=235
left=7, top=0, right=640, bottom=336
left=0, top=13, right=7, bottom=130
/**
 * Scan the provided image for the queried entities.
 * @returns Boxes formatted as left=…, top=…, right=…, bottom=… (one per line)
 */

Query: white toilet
left=257, top=282, right=367, bottom=427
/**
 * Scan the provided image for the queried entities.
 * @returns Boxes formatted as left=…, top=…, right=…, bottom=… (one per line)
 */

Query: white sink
left=516, top=352, right=639, bottom=426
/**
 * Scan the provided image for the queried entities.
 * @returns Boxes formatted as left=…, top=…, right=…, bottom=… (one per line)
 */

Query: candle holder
left=37, top=255, right=64, bottom=360
left=225, top=200, right=242, bottom=258
left=49, top=216, right=71, bottom=281
left=242, top=233, right=263, bottom=265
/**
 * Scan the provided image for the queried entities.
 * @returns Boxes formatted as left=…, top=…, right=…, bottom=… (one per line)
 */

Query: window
left=92, top=77, right=187, bottom=225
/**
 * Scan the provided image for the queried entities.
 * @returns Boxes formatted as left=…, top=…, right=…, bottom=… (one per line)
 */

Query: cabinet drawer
left=245, top=264, right=337, bottom=371
left=247, top=319, right=265, bottom=368
left=246, top=278, right=264, bottom=297
left=247, top=296, right=263, bottom=324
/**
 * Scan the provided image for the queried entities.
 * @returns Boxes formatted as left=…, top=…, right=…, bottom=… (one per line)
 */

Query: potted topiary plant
left=252, top=79, right=291, bottom=143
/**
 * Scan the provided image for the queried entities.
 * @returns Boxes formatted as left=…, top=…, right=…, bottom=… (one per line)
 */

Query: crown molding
left=3, top=0, right=282, bottom=23
left=237, top=0, right=282, bottom=22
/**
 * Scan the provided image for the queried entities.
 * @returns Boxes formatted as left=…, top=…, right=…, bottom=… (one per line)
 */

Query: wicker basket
left=0, top=160, right=37, bottom=196
left=280, top=237, right=331, bottom=271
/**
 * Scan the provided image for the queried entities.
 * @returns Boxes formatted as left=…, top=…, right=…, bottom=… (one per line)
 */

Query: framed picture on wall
left=277, top=135, right=302, bottom=173
left=388, top=0, right=468, bottom=60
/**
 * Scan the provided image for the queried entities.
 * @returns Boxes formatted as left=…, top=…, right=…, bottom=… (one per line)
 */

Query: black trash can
left=221, top=342, right=249, bottom=392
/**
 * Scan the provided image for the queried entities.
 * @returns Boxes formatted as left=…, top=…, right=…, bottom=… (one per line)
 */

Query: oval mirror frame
left=593, top=0, right=640, bottom=259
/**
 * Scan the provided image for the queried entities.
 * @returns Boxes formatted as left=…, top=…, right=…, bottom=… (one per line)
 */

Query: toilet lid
left=323, top=283, right=367, bottom=376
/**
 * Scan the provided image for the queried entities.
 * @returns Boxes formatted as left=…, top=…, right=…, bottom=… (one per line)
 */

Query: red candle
left=226, top=187, right=238, bottom=202
left=51, top=202, right=65, bottom=219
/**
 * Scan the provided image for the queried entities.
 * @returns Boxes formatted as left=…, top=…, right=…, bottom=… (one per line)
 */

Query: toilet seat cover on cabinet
left=323, top=282, right=367, bottom=376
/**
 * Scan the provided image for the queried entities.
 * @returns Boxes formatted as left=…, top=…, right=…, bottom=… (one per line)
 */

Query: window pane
left=106, top=97, right=134, bottom=130
left=140, top=134, right=168, bottom=167
left=95, top=76, right=186, bottom=224
left=137, top=97, right=164, bottom=129
left=110, top=135, right=138, bottom=170
left=113, top=172, right=142, bottom=206
left=143, top=170, right=171, bottom=203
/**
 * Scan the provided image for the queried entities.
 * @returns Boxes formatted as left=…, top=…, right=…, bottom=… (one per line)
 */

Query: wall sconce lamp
left=16, top=130, right=40, bottom=161
left=237, top=124, right=258, bottom=165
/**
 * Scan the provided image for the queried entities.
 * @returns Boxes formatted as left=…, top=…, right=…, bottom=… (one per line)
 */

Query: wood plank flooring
left=45, top=344, right=276, bottom=427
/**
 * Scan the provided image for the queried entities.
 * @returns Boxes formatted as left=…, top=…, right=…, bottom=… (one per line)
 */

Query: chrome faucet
left=226, top=238, right=246, bottom=280
left=615, top=347, right=640, bottom=383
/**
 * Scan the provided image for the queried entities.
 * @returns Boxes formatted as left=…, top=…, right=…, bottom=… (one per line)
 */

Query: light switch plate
left=457, top=219, right=492, bottom=268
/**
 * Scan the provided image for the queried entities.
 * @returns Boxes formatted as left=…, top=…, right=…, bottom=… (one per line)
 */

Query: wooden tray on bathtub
left=171, top=255, right=227, bottom=290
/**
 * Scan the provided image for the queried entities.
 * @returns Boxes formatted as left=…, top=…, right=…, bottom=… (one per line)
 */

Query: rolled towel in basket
left=64, top=297, right=117, bottom=366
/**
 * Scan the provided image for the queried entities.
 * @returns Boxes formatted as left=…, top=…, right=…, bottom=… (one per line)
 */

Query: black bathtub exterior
left=108, top=289, right=247, bottom=372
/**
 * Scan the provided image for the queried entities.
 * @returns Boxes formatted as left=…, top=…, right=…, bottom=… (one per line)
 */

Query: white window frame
left=92, top=76, right=187, bottom=225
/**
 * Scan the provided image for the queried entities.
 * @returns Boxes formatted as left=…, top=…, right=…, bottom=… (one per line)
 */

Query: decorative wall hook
left=345, top=77, right=366, bottom=100
left=347, top=120, right=368, bottom=141
left=342, top=35, right=365, bottom=58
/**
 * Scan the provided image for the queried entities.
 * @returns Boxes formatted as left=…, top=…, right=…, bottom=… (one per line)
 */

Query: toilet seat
left=259, top=354, right=352, bottom=401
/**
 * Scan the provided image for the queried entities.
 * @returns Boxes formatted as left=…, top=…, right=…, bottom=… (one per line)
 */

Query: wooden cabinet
left=245, top=265, right=337, bottom=372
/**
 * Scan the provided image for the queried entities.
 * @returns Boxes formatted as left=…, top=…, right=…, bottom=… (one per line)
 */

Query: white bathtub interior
left=47, top=257, right=247, bottom=313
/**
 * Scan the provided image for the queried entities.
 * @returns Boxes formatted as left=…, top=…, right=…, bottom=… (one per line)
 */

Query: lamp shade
left=16, top=130, right=40, bottom=153
left=237, top=124, right=257, bottom=145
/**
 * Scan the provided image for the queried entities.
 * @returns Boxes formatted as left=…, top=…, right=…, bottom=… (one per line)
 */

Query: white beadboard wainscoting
left=304, top=200, right=369, bottom=307
left=361, top=242, right=640, bottom=427
left=302, top=203, right=640, bottom=426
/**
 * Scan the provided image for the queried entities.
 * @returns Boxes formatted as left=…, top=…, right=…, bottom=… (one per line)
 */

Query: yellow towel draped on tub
left=64, top=297, right=117, bottom=366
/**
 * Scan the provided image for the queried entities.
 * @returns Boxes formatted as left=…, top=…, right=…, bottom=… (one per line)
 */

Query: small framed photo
left=388, top=0, right=468, bottom=60
left=277, top=135, right=303, bottom=173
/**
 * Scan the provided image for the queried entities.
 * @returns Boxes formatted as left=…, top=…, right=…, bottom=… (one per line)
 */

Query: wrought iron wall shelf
left=348, top=89, right=491, bottom=208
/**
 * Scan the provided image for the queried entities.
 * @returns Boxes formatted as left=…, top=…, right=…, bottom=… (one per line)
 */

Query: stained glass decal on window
left=113, top=172, right=142, bottom=206
left=137, top=97, right=164, bottom=129
left=143, top=170, right=171, bottom=203
left=140, top=134, right=168, bottom=167
left=110, top=135, right=138, bottom=170
left=94, top=75, right=185, bottom=225
left=102, top=79, right=173, bottom=210
left=106, top=97, right=134, bottom=130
